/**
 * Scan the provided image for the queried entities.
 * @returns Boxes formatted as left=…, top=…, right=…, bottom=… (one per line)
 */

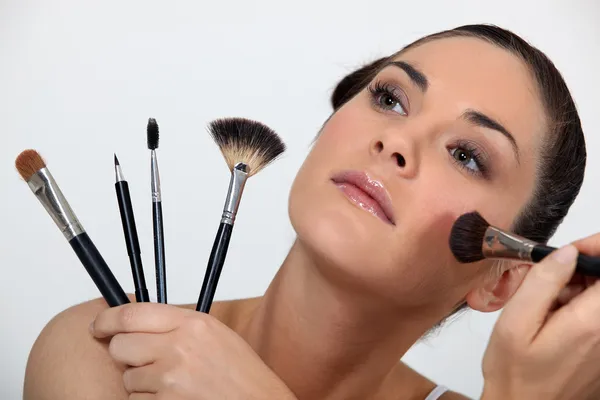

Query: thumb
left=497, top=244, right=578, bottom=343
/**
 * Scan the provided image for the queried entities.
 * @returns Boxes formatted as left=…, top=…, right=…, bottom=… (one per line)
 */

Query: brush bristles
left=15, top=149, right=47, bottom=181
left=449, top=211, right=490, bottom=263
left=147, top=118, right=159, bottom=150
left=208, top=117, right=286, bottom=176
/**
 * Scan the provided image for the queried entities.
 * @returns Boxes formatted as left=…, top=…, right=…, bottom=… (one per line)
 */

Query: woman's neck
left=238, top=239, right=446, bottom=400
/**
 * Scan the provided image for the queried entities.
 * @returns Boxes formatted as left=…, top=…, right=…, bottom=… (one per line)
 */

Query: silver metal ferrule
left=115, top=163, right=125, bottom=183
left=220, top=163, right=249, bottom=225
left=482, top=226, right=537, bottom=261
left=27, top=168, right=85, bottom=241
left=150, top=150, right=161, bottom=202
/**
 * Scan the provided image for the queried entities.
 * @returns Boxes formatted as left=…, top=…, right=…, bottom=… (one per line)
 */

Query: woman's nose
left=370, top=138, right=416, bottom=178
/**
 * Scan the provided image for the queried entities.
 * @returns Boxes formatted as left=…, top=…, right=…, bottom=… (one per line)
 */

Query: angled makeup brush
left=147, top=118, right=167, bottom=303
left=449, top=211, right=600, bottom=276
left=114, top=154, right=149, bottom=302
left=16, top=150, right=130, bottom=306
left=196, top=118, right=286, bottom=313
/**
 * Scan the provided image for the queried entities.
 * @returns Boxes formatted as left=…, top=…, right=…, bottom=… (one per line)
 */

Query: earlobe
left=465, top=264, right=531, bottom=312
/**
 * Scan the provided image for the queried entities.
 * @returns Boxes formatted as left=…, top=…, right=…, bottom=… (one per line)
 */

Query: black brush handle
left=196, top=222, right=233, bottom=313
left=115, top=181, right=150, bottom=303
left=69, top=233, right=130, bottom=307
left=153, top=201, right=167, bottom=303
left=532, top=245, right=600, bottom=277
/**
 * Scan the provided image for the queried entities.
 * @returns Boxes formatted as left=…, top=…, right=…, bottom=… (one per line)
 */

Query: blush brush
left=16, top=149, right=130, bottom=306
left=449, top=211, right=600, bottom=276
left=196, top=117, right=286, bottom=313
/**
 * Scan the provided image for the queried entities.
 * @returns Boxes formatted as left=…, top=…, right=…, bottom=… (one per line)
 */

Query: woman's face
left=288, top=37, right=546, bottom=311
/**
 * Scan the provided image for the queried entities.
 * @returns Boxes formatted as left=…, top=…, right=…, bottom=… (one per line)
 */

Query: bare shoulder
left=23, top=295, right=135, bottom=400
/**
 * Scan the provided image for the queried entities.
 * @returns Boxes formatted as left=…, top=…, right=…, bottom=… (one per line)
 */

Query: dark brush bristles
left=15, top=149, right=47, bottom=181
left=208, top=117, right=286, bottom=176
left=449, top=211, right=490, bottom=263
left=147, top=118, right=159, bottom=150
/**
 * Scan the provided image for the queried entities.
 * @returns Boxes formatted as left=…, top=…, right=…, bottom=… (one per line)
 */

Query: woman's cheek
left=408, top=192, right=471, bottom=258
left=415, top=211, right=458, bottom=257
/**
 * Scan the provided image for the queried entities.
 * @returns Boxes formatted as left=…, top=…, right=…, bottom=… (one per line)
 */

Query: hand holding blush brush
left=450, top=212, right=600, bottom=398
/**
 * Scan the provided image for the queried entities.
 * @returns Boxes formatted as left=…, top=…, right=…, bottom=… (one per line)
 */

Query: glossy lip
left=331, top=170, right=396, bottom=225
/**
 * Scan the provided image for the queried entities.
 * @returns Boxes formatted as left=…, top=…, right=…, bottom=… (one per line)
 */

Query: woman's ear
left=465, top=263, right=532, bottom=312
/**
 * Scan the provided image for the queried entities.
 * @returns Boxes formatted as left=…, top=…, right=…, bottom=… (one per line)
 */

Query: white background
left=1, top=1, right=599, bottom=398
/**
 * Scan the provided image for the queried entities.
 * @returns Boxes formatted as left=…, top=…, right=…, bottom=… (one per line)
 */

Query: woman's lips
left=331, top=171, right=395, bottom=225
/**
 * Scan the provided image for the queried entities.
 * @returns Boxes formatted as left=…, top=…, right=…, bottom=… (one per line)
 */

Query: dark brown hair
left=331, top=24, right=586, bottom=246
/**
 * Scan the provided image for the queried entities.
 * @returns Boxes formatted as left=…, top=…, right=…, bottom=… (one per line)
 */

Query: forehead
left=393, top=36, right=547, bottom=155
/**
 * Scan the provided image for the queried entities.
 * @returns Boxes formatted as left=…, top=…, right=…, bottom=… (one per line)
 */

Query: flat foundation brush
left=16, top=150, right=130, bottom=306
left=147, top=118, right=167, bottom=303
left=196, top=117, right=286, bottom=313
left=450, top=211, right=600, bottom=276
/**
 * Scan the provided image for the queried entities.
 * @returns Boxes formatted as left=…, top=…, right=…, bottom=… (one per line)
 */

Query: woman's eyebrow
left=385, top=61, right=429, bottom=92
left=462, top=109, right=521, bottom=164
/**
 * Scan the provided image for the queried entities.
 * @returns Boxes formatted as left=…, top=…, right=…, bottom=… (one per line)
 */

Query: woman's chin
left=291, top=204, right=402, bottom=289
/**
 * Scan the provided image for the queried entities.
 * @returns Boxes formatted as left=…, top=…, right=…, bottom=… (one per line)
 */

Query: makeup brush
left=449, top=211, right=600, bottom=276
left=147, top=118, right=167, bottom=303
left=196, top=118, right=286, bottom=313
left=114, top=154, right=150, bottom=302
left=16, top=150, right=130, bottom=306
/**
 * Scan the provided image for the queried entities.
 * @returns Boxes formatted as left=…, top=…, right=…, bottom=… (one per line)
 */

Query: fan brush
left=196, top=117, right=286, bottom=313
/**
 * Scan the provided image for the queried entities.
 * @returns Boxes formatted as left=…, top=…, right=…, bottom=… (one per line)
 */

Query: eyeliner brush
left=114, top=154, right=150, bottom=302
left=196, top=117, right=286, bottom=313
left=147, top=118, right=167, bottom=303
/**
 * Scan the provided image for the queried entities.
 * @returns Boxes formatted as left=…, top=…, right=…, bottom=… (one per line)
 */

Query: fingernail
left=551, top=245, right=578, bottom=264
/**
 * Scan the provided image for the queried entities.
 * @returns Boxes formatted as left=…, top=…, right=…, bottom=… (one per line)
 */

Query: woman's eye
left=368, top=81, right=408, bottom=116
left=376, top=93, right=407, bottom=115
left=449, top=147, right=480, bottom=172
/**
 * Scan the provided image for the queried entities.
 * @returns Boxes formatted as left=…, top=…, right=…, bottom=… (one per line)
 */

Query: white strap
left=424, top=385, right=449, bottom=400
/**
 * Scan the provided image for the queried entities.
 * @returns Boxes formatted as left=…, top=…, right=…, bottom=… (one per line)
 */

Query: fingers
left=572, top=233, right=600, bottom=288
left=547, top=284, right=585, bottom=313
left=571, top=232, right=600, bottom=256
left=108, top=333, right=163, bottom=367
left=499, top=244, right=579, bottom=342
left=123, top=364, right=161, bottom=394
left=569, top=233, right=600, bottom=287
left=91, top=303, right=188, bottom=338
left=556, top=284, right=586, bottom=307
left=585, top=276, right=600, bottom=288
left=543, top=280, right=600, bottom=343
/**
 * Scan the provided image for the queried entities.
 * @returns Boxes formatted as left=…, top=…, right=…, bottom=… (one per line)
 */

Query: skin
left=23, top=36, right=566, bottom=399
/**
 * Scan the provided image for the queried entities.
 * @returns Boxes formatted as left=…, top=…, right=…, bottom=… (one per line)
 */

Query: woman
left=23, top=24, right=599, bottom=399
